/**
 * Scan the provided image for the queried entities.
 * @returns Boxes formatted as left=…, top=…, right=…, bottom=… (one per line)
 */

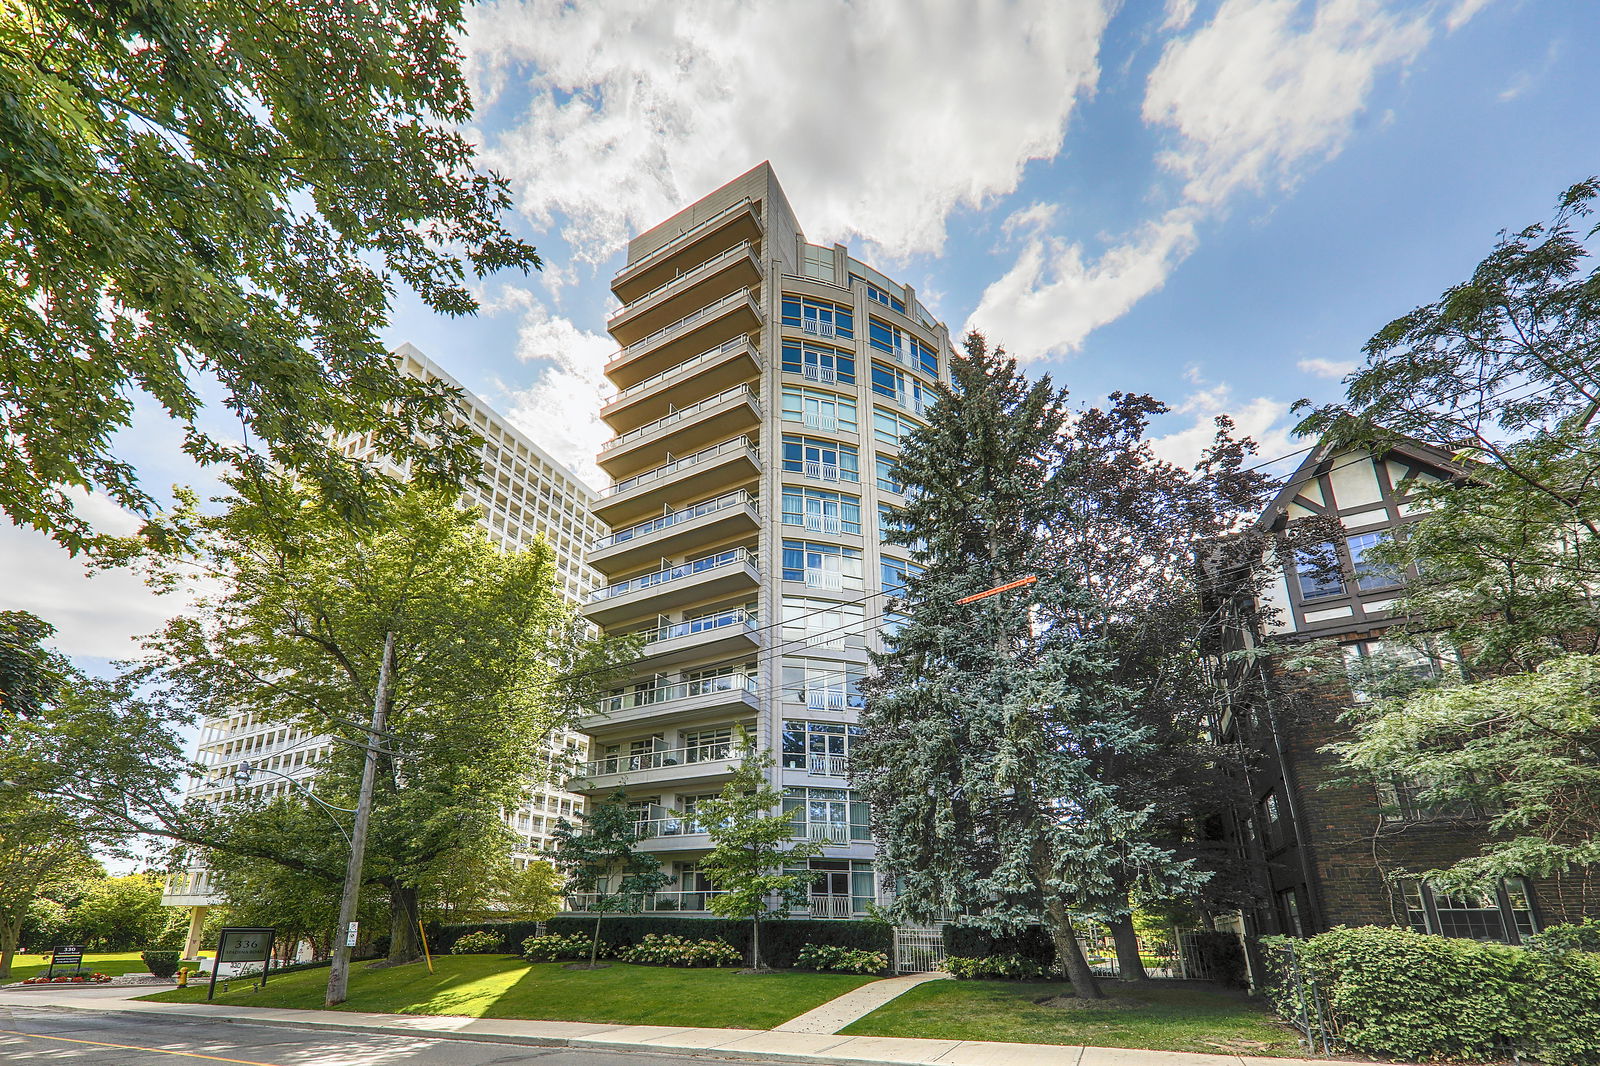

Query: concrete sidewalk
left=0, top=983, right=1332, bottom=1066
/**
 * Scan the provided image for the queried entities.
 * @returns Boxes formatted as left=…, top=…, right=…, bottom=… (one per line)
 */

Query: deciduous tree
left=1, top=0, right=539, bottom=553
left=551, top=792, right=671, bottom=967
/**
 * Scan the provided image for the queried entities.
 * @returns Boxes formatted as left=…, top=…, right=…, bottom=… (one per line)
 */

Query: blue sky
left=6, top=0, right=1597, bottom=665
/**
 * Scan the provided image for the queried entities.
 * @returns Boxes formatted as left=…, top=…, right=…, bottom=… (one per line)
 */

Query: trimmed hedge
left=431, top=921, right=542, bottom=955
left=941, top=925, right=1055, bottom=967
left=1265, top=926, right=1600, bottom=1065
left=542, top=915, right=890, bottom=969
left=141, top=950, right=181, bottom=978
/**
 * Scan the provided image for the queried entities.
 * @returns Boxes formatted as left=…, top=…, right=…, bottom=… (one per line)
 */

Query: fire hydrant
left=176, top=969, right=190, bottom=988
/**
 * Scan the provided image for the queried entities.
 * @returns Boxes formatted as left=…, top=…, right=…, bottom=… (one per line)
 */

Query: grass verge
left=840, top=979, right=1308, bottom=1056
left=4, top=952, right=172, bottom=983
left=141, top=955, right=877, bottom=1030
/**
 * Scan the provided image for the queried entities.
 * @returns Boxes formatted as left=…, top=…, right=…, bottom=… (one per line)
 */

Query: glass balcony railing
left=639, top=607, right=757, bottom=648
left=607, top=289, right=758, bottom=367
left=609, top=241, right=755, bottom=321
left=594, top=673, right=758, bottom=715
left=587, top=547, right=756, bottom=604
left=602, top=383, right=760, bottom=452
left=613, top=196, right=754, bottom=282
left=600, top=335, right=755, bottom=406
left=601, top=436, right=759, bottom=499
left=581, top=735, right=747, bottom=777
left=591, top=490, right=757, bottom=552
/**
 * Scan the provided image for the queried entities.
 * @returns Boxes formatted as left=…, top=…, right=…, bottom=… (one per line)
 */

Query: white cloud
left=1000, top=202, right=1061, bottom=241
left=966, top=208, right=1199, bottom=358
left=1446, top=0, right=1498, bottom=32
left=464, top=0, right=1109, bottom=261
left=0, top=493, right=187, bottom=661
left=1149, top=380, right=1298, bottom=470
left=1297, top=356, right=1357, bottom=379
left=971, top=0, right=1442, bottom=359
left=1143, top=0, right=1433, bottom=207
left=491, top=289, right=614, bottom=491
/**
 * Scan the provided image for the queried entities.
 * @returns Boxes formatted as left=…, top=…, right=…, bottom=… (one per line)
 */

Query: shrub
left=433, top=920, right=542, bottom=955
left=141, top=950, right=181, bottom=978
left=1263, top=926, right=1600, bottom=1065
left=941, top=925, right=1055, bottom=967
left=1528, top=917, right=1600, bottom=955
left=450, top=930, right=506, bottom=955
left=943, top=954, right=1049, bottom=980
left=614, top=933, right=742, bottom=968
left=795, top=943, right=888, bottom=975
left=540, top=915, right=890, bottom=969
left=521, top=933, right=598, bottom=962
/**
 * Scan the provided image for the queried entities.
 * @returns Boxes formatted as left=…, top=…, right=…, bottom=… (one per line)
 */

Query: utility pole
left=325, top=630, right=394, bottom=1007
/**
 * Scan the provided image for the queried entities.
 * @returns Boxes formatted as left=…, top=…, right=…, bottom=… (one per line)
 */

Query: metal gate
left=894, top=927, right=947, bottom=973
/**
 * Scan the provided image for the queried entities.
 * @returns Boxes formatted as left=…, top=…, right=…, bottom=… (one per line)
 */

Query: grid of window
left=800, top=244, right=834, bottom=281
left=876, top=455, right=902, bottom=494
left=873, top=408, right=922, bottom=447
left=782, top=597, right=866, bottom=649
left=781, top=296, right=854, bottom=339
left=782, top=435, right=860, bottom=483
left=783, top=386, right=859, bottom=434
left=1402, top=877, right=1540, bottom=943
left=881, top=556, right=922, bottom=595
left=782, top=720, right=864, bottom=774
left=782, top=660, right=867, bottom=711
left=860, top=280, right=906, bottom=313
left=781, top=486, right=862, bottom=536
left=867, top=319, right=937, bottom=376
left=1348, top=532, right=1404, bottom=591
left=781, top=540, right=865, bottom=589
left=1295, top=546, right=1345, bottom=600
left=782, top=341, right=855, bottom=385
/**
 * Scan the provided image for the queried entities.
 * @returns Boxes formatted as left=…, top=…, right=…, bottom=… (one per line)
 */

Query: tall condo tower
left=570, top=164, right=950, bottom=918
left=163, top=344, right=602, bottom=952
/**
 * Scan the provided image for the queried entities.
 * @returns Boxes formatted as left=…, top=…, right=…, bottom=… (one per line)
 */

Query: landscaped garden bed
left=141, top=955, right=879, bottom=1029
left=4, top=952, right=168, bottom=985
left=840, top=979, right=1306, bottom=1056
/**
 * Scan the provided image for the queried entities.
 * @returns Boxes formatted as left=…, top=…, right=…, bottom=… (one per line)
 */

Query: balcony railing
left=582, top=737, right=743, bottom=778
left=588, top=546, right=756, bottom=604
left=609, top=241, right=755, bottom=321
left=591, top=490, right=757, bottom=552
left=634, top=814, right=709, bottom=838
left=607, top=289, right=757, bottom=368
left=639, top=608, right=757, bottom=649
left=806, top=895, right=854, bottom=918
left=802, top=460, right=845, bottom=483
left=799, top=686, right=864, bottom=711
left=602, top=383, right=760, bottom=452
left=601, top=335, right=754, bottom=405
left=614, top=196, right=753, bottom=282
left=801, top=823, right=852, bottom=844
left=565, top=890, right=727, bottom=913
left=601, top=436, right=759, bottom=499
left=594, top=673, right=758, bottom=716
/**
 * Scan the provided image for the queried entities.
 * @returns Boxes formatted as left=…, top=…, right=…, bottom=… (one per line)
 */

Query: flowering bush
left=521, top=932, right=599, bottom=962
left=21, top=971, right=112, bottom=984
left=450, top=931, right=506, bottom=955
left=795, top=943, right=888, bottom=975
left=943, top=954, right=1049, bottom=980
left=615, top=933, right=741, bottom=968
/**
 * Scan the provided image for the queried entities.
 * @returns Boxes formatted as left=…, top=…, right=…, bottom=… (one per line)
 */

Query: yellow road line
left=0, top=1027, right=287, bottom=1065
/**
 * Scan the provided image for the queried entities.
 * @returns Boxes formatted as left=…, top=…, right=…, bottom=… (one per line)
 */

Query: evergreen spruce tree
left=854, top=333, right=1206, bottom=999
left=697, top=734, right=829, bottom=971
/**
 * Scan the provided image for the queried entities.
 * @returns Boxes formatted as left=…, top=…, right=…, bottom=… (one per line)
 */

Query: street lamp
left=232, top=761, right=356, bottom=848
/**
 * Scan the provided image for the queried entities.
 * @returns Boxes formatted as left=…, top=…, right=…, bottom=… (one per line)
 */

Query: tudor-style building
left=1211, top=436, right=1593, bottom=945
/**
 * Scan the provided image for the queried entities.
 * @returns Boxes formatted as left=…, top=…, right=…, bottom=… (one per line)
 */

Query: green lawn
left=4, top=952, right=175, bottom=983
left=842, top=979, right=1309, bottom=1057
left=141, top=955, right=878, bottom=1030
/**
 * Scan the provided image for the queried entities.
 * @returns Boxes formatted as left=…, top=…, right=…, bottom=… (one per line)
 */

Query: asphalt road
left=0, top=1004, right=772, bottom=1066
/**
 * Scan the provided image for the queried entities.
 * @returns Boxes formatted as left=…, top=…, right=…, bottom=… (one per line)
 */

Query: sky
left=6, top=0, right=1598, bottom=670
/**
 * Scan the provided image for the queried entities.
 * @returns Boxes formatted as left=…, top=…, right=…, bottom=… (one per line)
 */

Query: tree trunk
left=1108, top=914, right=1148, bottom=981
left=751, top=916, right=761, bottom=970
left=591, top=911, right=603, bottom=966
left=0, top=913, right=21, bottom=981
left=1045, top=898, right=1103, bottom=999
left=387, top=884, right=422, bottom=962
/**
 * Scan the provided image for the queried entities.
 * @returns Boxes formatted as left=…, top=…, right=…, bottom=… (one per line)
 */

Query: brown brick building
left=1212, top=438, right=1595, bottom=944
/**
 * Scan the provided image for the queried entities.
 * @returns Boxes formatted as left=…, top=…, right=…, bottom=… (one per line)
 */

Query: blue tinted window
left=1349, top=532, right=1403, bottom=591
left=1296, top=548, right=1345, bottom=600
left=782, top=342, right=854, bottom=385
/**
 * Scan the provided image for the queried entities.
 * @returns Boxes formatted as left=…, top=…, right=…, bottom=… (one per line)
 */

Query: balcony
left=581, top=675, right=760, bottom=737
left=600, top=335, right=761, bottom=435
left=609, top=241, right=763, bottom=347
left=799, top=822, right=853, bottom=844
left=571, top=737, right=745, bottom=792
left=612, top=196, right=762, bottom=304
left=605, top=289, right=764, bottom=390
left=598, top=383, right=762, bottom=480
left=785, top=753, right=851, bottom=778
left=630, top=608, right=761, bottom=671
left=565, top=889, right=727, bottom=913
left=582, top=547, right=760, bottom=627
left=593, top=436, right=760, bottom=530
left=586, top=490, right=760, bottom=577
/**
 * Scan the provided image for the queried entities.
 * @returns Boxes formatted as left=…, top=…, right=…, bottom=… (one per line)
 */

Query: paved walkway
left=774, top=971, right=947, bottom=1034
left=0, top=982, right=1335, bottom=1066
